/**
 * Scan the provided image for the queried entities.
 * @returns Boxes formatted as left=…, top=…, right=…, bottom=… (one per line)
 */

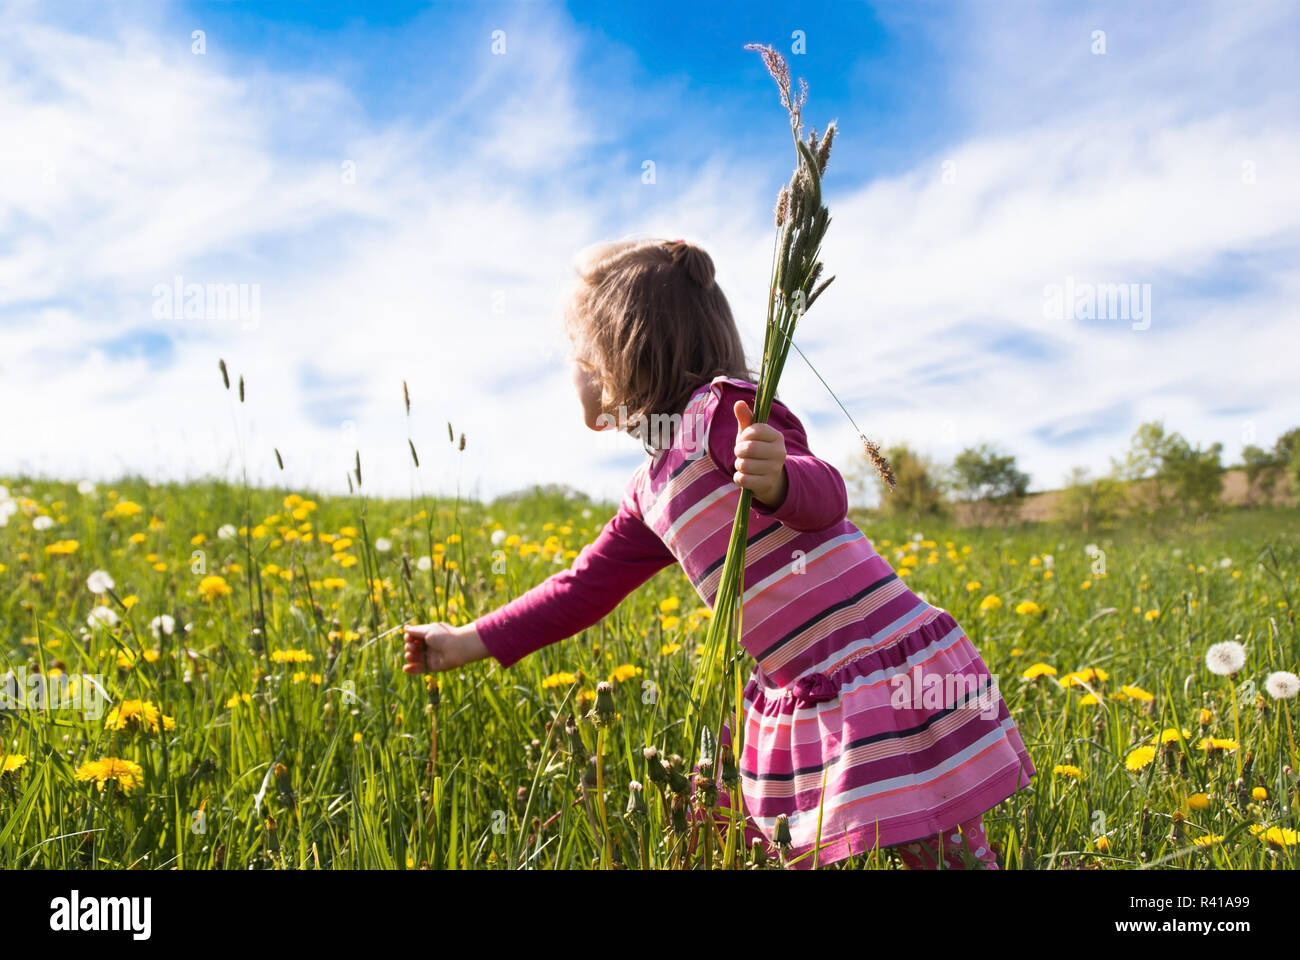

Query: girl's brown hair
left=564, top=236, right=753, bottom=447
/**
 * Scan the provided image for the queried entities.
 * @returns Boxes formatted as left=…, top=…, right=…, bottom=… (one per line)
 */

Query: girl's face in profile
left=570, top=339, right=605, bottom=432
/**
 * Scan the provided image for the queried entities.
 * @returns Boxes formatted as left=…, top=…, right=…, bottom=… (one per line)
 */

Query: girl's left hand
left=732, top=400, right=789, bottom=509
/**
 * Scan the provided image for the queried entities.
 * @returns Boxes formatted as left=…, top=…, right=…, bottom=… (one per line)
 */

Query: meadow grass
left=1, top=474, right=1297, bottom=869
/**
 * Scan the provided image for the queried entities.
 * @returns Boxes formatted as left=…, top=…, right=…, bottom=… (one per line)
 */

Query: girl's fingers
left=733, top=440, right=782, bottom=460
left=735, top=457, right=781, bottom=477
left=737, top=423, right=781, bottom=443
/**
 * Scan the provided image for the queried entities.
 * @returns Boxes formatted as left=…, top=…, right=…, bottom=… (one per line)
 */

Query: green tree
left=1052, top=465, right=1125, bottom=533
left=1276, top=427, right=1300, bottom=504
left=1241, top=443, right=1282, bottom=505
left=948, top=443, right=1030, bottom=527
left=1162, top=436, right=1225, bottom=518
left=1109, top=421, right=1180, bottom=516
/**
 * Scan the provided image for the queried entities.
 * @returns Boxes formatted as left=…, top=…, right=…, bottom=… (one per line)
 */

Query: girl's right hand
left=402, top=622, right=489, bottom=673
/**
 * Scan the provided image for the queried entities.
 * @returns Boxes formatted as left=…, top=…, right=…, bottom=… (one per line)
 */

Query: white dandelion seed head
left=374, top=537, right=392, bottom=552
left=217, top=524, right=237, bottom=540
left=77, top=480, right=95, bottom=495
left=86, top=570, right=115, bottom=594
left=1042, top=554, right=1054, bottom=569
left=490, top=529, right=507, bottom=546
left=416, top=555, right=432, bottom=571
left=1219, top=557, right=1232, bottom=568
left=32, top=515, right=54, bottom=531
left=150, top=614, right=176, bottom=638
left=911, top=532, right=924, bottom=542
left=87, top=605, right=119, bottom=629
left=1265, top=671, right=1300, bottom=700
left=581, top=508, right=592, bottom=519
left=1205, top=640, right=1247, bottom=676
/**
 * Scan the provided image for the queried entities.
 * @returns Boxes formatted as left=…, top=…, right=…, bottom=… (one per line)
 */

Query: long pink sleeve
left=706, top=381, right=849, bottom=532
left=474, top=502, right=677, bottom=669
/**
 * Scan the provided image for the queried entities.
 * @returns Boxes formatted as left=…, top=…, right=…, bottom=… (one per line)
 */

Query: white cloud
left=1, top=0, right=1297, bottom=510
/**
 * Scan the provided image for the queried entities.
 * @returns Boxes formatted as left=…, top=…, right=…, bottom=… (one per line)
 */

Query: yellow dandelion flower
left=270, top=649, right=314, bottom=664
left=226, top=693, right=252, bottom=708
left=1119, top=684, right=1153, bottom=702
left=609, top=664, right=642, bottom=683
left=198, top=574, right=232, bottom=601
left=659, top=596, right=680, bottom=613
left=1015, top=600, right=1042, bottom=616
left=660, top=615, right=680, bottom=630
left=661, top=642, right=682, bottom=655
left=1053, top=764, right=1082, bottom=778
left=104, top=699, right=176, bottom=734
left=116, top=647, right=161, bottom=669
left=1094, top=836, right=1110, bottom=852
left=1192, top=835, right=1224, bottom=847
left=1125, top=745, right=1156, bottom=770
left=75, top=757, right=144, bottom=794
left=979, top=594, right=1003, bottom=612
left=1252, top=786, right=1267, bottom=800
left=1250, top=825, right=1299, bottom=847
left=2, top=754, right=27, bottom=774
left=1197, top=737, right=1238, bottom=752
left=965, top=581, right=981, bottom=592
left=1022, top=663, right=1057, bottom=680
left=1152, top=727, right=1191, bottom=746
left=541, top=671, right=578, bottom=690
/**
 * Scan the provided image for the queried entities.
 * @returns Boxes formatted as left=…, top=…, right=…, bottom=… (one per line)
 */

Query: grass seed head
left=863, top=436, right=897, bottom=491
left=774, top=184, right=789, bottom=227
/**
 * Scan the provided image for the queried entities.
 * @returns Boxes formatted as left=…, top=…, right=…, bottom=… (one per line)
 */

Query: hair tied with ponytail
left=666, top=237, right=716, bottom=290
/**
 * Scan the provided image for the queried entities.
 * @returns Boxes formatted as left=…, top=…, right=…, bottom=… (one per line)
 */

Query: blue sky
left=1, top=0, right=1297, bottom=504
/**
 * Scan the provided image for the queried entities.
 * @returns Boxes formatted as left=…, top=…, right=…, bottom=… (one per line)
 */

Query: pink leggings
left=894, top=814, right=1000, bottom=870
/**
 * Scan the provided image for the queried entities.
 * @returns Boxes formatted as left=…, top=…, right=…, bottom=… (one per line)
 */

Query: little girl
left=403, top=236, right=1037, bottom=870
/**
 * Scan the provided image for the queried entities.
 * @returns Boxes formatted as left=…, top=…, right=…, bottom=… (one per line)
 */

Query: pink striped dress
left=475, top=375, right=1037, bottom=867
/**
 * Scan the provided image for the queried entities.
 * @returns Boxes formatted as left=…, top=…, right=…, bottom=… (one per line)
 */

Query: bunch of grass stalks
left=683, top=43, right=894, bottom=868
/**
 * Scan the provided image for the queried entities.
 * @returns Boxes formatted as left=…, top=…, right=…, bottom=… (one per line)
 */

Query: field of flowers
left=1, top=474, right=1297, bottom=869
